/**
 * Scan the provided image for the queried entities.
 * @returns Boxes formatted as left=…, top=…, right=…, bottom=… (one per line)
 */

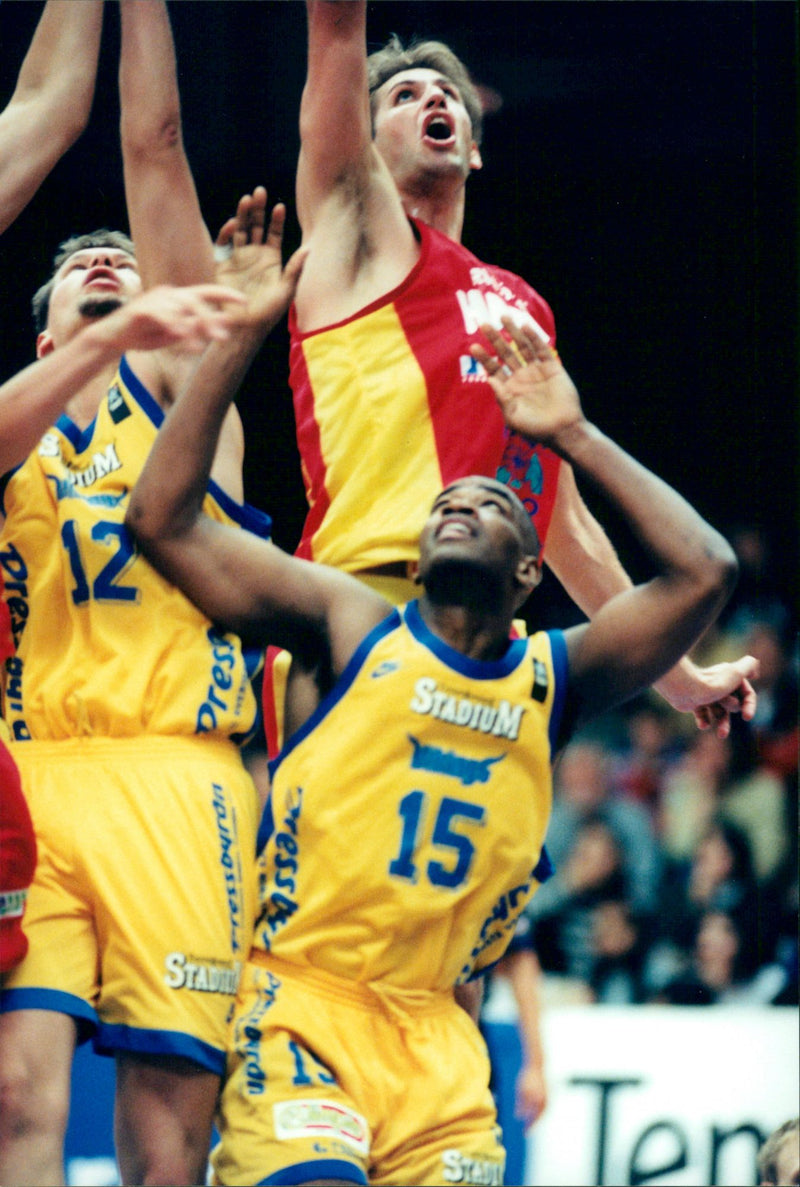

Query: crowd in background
left=523, top=520, right=798, bottom=1008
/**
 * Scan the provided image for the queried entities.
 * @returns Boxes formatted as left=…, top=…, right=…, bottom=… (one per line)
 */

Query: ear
left=513, top=553, right=542, bottom=607
left=36, top=331, right=55, bottom=359
left=409, top=559, right=422, bottom=585
left=469, top=142, right=483, bottom=172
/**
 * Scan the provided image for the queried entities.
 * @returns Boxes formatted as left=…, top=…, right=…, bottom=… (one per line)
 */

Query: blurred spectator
left=758, top=1117, right=800, bottom=1187
left=480, top=915, right=547, bottom=1187
left=611, top=695, right=684, bottom=816
left=531, top=813, right=637, bottom=986
left=542, top=739, right=662, bottom=912
left=743, top=619, right=799, bottom=782
left=589, top=900, right=654, bottom=1004
left=656, top=908, right=788, bottom=1006
left=660, top=718, right=789, bottom=884
left=716, top=523, right=794, bottom=644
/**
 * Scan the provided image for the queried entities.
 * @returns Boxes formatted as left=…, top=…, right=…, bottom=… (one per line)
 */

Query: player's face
left=418, top=477, right=537, bottom=586
left=40, top=247, right=142, bottom=351
left=372, top=68, right=481, bottom=188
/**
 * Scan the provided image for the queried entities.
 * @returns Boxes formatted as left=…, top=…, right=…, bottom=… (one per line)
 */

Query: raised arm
left=125, top=198, right=388, bottom=672
left=0, top=0, right=103, bottom=234
left=295, top=0, right=415, bottom=327
left=118, top=0, right=214, bottom=288
left=473, top=321, right=757, bottom=734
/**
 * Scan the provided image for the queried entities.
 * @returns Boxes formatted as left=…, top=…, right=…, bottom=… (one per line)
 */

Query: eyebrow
left=387, top=75, right=459, bottom=97
left=434, top=482, right=515, bottom=509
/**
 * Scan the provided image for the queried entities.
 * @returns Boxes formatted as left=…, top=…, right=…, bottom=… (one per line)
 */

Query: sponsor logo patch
left=273, top=1099, right=369, bottom=1156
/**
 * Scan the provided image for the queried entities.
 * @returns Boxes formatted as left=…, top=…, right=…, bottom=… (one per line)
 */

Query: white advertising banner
left=529, top=1006, right=799, bottom=1187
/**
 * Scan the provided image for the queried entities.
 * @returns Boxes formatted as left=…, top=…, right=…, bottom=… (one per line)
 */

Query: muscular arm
left=474, top=322, right=755, bottom=732
left=118, top=0, right=214, bottom=289
left=544, top=408, right=756, bottom=736
left=0, top=0, right=103, bottom=234
left=295, top=0, right=415, bottom=327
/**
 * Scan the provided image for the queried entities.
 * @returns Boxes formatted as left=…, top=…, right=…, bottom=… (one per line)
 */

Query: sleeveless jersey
left=256, top=600, right=567, bottom=990
left=0, top=356, right=270, bottom=743
left=290, top=219, right=563, bottom=572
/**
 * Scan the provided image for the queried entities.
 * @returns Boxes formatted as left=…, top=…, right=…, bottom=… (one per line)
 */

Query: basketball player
left=263, top=0, right=752, bottom=759
left=0, top=0, right=103, bottom=983
left=0, top=3, right=284, bottom=1183
left=126, top=237, right=757, bottom=1182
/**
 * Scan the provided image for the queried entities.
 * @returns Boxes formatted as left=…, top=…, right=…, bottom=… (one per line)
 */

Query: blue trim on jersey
left=405, top=599, right=528, bottom=679
left=55, top=411, right=96, bottom=453
left=261, top=1159, right=368, bottom=1186
left=119, top=354, right=272, bottom=539
left=533, top=843, right=554, bottom=884
left=268, top=607, right=402, bottom=783
left=95, top=1021, right=224, bottom=1074
left=257, top=789, right=276, bottom=855
left=546, top=628, right=568, bottom=755
left=0, top=986, right=98, bottom=1030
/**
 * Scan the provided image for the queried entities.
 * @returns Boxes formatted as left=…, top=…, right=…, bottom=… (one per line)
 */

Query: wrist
left=549, top=416, right=595, bottom=460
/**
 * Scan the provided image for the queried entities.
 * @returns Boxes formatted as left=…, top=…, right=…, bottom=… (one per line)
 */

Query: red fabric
left=0, top=740, right=36, bottom=973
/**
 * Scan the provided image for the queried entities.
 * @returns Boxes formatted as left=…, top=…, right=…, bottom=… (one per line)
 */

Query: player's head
left=368, top=37, right=483, bottom=187
left=415, top=475, right=541, bottom=612
left=758, top=1119, right=800, bottom=1187
left=368, top=37, right=483, bottom=145
left=33, top=230, right=139, bottom=354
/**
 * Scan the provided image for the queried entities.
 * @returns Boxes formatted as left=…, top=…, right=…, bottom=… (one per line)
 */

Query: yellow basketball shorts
left=211, top=955, right=506, bottom=1186
left=0, top=736, right=259, bottom=1074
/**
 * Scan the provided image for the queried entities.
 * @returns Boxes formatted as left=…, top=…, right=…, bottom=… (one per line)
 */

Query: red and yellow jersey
left=0, top=356, right=270, bottom=743
left=256, top=600, right=565, bottom=991
left=290, top=220, right=562, bottom=572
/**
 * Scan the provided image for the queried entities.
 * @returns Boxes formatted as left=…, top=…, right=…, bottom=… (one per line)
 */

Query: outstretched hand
left=214, top=186, right=307, bottom=331
left=112, top=283, right=246, bottom=354
left=470, top=318, right=583, bottom=447
left=654, top=654, right=760, bottom=738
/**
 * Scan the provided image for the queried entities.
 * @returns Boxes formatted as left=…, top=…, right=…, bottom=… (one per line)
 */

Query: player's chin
left=78, top=296, right=125, bottom=321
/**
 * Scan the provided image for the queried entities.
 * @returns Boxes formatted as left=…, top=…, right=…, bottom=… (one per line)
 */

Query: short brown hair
left=367, top=35, right=483, bottom=146
left=32, top=229, right=136, bottom=333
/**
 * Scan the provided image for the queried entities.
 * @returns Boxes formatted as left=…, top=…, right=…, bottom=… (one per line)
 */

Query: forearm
left=552, top=420, right=736, bottom=608
left=544, top=461, right=633, bottom=617
left=0, top=322, right=120, bottom=476
left=507, top=950, right=545, bottom=1071
left=126, top=326, right=266, bottom=544
left=119, top=0, right=213, bottom=286
left=0, top=0, right=103, bottom=234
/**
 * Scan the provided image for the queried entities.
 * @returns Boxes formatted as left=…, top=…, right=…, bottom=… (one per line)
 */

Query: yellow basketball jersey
left=256, top=600, right=566, bottom=990
left=0, top=356, right=270, bottom=742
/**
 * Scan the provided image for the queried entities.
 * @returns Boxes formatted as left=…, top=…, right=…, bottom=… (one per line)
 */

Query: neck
left=64, top=366, right=118, bottom=429
left=418, top=591, right=514, bottom=662
left=399, top=179, right=466, bottom=242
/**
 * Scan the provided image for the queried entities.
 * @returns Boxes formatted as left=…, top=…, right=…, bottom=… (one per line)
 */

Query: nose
left=89, top=252, right=116, bottom=269
left=442, top=491, right=477, bottom=515
left=424, top=85, right=448, bottom=109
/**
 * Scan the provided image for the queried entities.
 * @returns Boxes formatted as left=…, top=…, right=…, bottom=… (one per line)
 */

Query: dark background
left=1, top=0, right=797, bottom=622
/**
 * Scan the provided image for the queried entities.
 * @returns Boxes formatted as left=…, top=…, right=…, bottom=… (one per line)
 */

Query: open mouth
left=423, top=112, right=456, bottom=145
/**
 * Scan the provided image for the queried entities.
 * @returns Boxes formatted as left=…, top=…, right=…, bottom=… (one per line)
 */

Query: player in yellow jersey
left=0, top=0, right=105, bottom=987
left=0, top=4, right=300, bottom=1184
left=126, top=228, right=758, bottom=1184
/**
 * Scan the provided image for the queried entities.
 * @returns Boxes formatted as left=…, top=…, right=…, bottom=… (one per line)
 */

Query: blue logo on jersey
left=371, top=660, right=400, bottom=679
left=407, top=734, right=505, bottom=786
left=46, top=474, right=126, bottom=507
left=497, top=436, right=544, bottom=495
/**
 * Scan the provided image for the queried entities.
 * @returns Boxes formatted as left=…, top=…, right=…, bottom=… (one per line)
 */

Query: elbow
left=120, top=112, right=183, bottom=161
left=697, top=533, right=739, bottom=612
left=124, top=496, right=159, bottom=552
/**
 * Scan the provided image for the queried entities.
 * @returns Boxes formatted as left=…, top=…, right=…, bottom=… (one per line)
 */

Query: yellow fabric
left=3, top=736, right=258, bottom=1069
left=211, top=956, right=505, bottom=1186
left=0, top=361, right=261, bottom=742
left=259, top=603, right=559, bottom=990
